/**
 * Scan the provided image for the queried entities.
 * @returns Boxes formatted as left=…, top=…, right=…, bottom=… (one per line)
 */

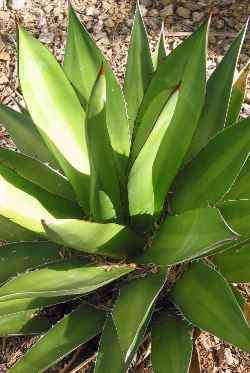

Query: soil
left=0, top=0, right=250, bottom=372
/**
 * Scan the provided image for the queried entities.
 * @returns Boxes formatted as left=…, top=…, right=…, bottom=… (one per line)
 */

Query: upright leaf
left=43, top=218, right=144, bottom=259
left=10, top=303, right=105, bottom=373
left=172, top=117, right=250, bottom=214
left=152, top=24, right=167, bottom=70
left=226, top=60, right=250, bottom=126
left=129, top=20, right=208, bottom=230
left=0, top=309, right=50, bottom=337
left=0, top=163, right=82, bottom=235
left=0, top=103, right=58, bottom=168
left=86, top=67, right=123, bottom=222
left=225, top=156, right=250, bottom=200
left=218, top=199, right=250, bottom=236
left=171, top=261, right=250, bottom=352
left=131, top=20, right=209, bottom=164
left=214, top=241, right=250, bottom=283
left=18, top=27, right=89, bottom=210
left=151, top=314, right=193, bottom=373
left=186, top=23, right=248, bottom=160
left=64, top=6, right=130, bottom=184
left=0, top=148, right=76, bottom=201
left=0, top=241, right=62, bottom=285
left=0, top=260, right=133, bottom=301
left=135, top=208, right=236, bottom=266
left=124, top=2, right=154, bottom=132
left=112, top=271, right=167, bottom=363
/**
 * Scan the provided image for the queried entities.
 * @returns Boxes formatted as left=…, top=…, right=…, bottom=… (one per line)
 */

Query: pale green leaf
left=152, top=24, right=167, bottom=70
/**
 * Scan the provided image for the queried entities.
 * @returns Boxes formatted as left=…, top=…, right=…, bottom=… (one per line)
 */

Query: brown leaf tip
left=100, top=65, right=106, bottom=76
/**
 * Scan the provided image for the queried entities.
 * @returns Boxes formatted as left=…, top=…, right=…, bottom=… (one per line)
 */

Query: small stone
left=0, top=0, right=4, bottom=8
left=105, top=18, right=114, bottom=28
left=161, top=4, right=174, bottom=17
left=86, top=6, right=97, bottom=16
left=8, top=0, right=26, bottom=9
left=177, top=6, right=191, bottom=19
left=142, top=0, right=152, bottom=7
left=192, top=11, right=204, bottom=22
left=140, top=5, right=147, bottom=17
left=39, top=32, right=54, bottom=44
left=215, top=18, right=225, bottom=29
left=148, top=9, right=159, bottom=17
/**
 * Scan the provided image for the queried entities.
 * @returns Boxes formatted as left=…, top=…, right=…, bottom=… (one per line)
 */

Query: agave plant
left=0, top=2, right=250, bottom=372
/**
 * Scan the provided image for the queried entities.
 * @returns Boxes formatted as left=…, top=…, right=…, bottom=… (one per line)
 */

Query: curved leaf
left=172, top=117, right=250, bottom=214
left=217, top=199, right=250, bottom=236
left=18, top=27, right=90, bottom=210
left=0, top=148, right=76, bottom=201
left=0, top=260, right=133, bottom=301
left=0, top=163, right=83, bottom=234
left=0, top=241, right=62, bottom=285
left=0, top=215, right=38, bottom=241
left=214, top=241, right=250, bottom=283
left=186, top=22, right=248, bottom=160
left=124, top=2, right=153, bottom=132
left=151, top=314, right=193, bottom=373
left=0, top=309, right=50, bottom=337
left=86, top=67, right=123, bottom=222
left=171, top=261, right=250, bottom=352
left=225, top=157, right=250, bottom=200
left=64, top=6, right=130, bottom=184
left=135, top=208, right=236, bottom=266
left=43, top=219, right=144, bottom=259
left=226, top=60, right=250, bottom=127
left=0, top=103, right=58, bottom=167
left=10, top=303, right=105, bottom=373
left=112, top=271, right=167, bottom=363
left=129, top=20, right=208, bottom=230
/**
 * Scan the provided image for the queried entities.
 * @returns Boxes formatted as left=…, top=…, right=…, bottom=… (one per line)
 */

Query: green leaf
left=0, top=260, right=133, bottom=301
left=0, top=148, right=76, bottom=201
left=43, top=218, right=144, bottom=259
left=18, top=27, right=90, bottom=210
left=151, top=314, right=193, bottom=373
left=112, top=271, right=166, bottom=363
left=0, top=163, right=83, bottom=235
left=86, top=67, right=123, bottom=222
left=171, top=261, right=250, bottom=352
left=95, top=317, right=125, bottom=373
left=0, top=103, right=58, bottom=168
left=124, top=2, right=154, bottom=133
left=0, top=309, right=50, bottom=337
left=0, top=215, right=38, bottom=241
left=0, top=296, right=75, bottom=317
left=172, top=117, right=250, bottom=214
left=135, top=208, right=236, bottom=266
left=186, top=23, right=248, bottom=161
left=214, top=241, right=250, bottom=283
left=226, top=60, right=250, bottom=127
left=217, top=199, right=250, bottom=236
left=128, top=20, right=208, bottom=230
left=64, top=6, right=130, bottom=185
left=152, top=24, right=167, bottom=70
left=224, top=157, right=250, bottom=201
left=10, top=302, right=105, bottom=372
left=131, top=20, right=208, bottom=165
left=0, top=241, right=62, bottom=285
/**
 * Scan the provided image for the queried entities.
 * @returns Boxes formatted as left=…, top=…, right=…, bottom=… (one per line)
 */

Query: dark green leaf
left=128, top=20, right=208, bottom=230
left=186, top=23, right=248, bottom=161
left=0, top=310, right=50, bottom=337
left=0, top=241, right=62, bottom=285
left=171, top=261, right=250, bottom=352
left=0, top=260, right=133, bottom=301
left=135, top=208, right=236, bottom=266
left=217, top=199, right=250, bottom=236
left=10, top=303, right=105, bottom=372
left=214, top=241, right=250, bottom=283
left=124, top=2, right=153, bottom=132
left=0, top=215, right=38, bottom=242
left=43, top=218, right=144, bottom=259
left=172, top=117, right=250, bottom=214
left=0, top=103, right=58, bottom=168
left=18, top=27, right=90, bottom=210
left=151, top=314, right=193, bottom=373
left=224, top=157, right=250, bottom=200
left=152, top=24, right=167, bottom=70
left=0, top=148, right=76, bottom=201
